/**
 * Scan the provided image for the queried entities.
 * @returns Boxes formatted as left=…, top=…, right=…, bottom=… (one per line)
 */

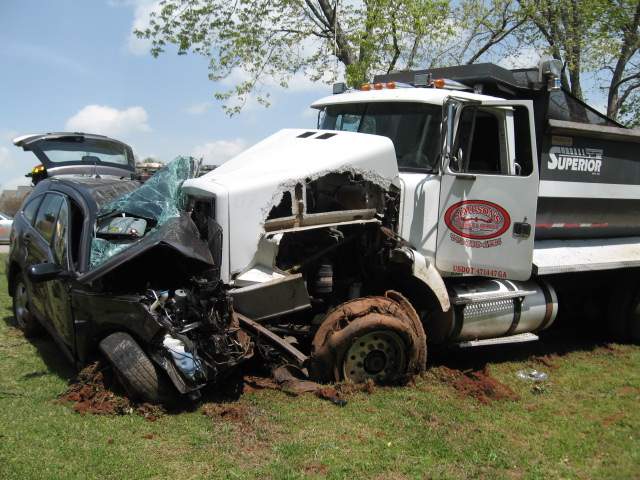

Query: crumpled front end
left=182, top=128, right=401, bottom=284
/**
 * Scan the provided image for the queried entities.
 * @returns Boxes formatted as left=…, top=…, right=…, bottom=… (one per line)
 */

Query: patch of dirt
left=336, top=379, right=377, bottom=396
left=434, top=365, right=520, bottom=404
left=600, top=344, right=626, bottom=356
left=532, top=354, right=559, bottom=370
left=242, top=375, right=279, bottom=394
left=314, top=386, right=346, bottom=406
left=57, top=361, right=165, bottom=421
left=303, top=463, right=329, bottom=476
left=202, top=402, right=250, bottom=423
left=602, top=412, right=626, bottom=427
left=617, top=386, right=640, bottom=396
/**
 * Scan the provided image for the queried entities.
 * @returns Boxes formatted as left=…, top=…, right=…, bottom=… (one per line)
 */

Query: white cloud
left=124, top=0, right=161, bottom=55
left=498, top=47, right=540, bottom=70
left=185, top=102, right=213, bottom=115
left=65, top=105, right=151, bottom=137
left=192, top=139, right=247, bottom=165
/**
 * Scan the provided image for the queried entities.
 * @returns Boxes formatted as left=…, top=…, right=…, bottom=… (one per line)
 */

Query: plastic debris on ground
left=90, top=157, right=196, bottom=267
left=516, top=369, right=549, bottom=382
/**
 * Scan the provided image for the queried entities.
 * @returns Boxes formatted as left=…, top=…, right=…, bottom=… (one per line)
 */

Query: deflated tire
left=310, top=291, right=427, bottom=384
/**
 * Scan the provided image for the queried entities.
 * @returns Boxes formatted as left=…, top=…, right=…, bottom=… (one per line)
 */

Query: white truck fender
left=400, top=247, right=450, bottom=313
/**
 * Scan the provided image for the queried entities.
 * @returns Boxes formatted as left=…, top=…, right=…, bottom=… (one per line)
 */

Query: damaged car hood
left=78, top=214, right=215, bottom=288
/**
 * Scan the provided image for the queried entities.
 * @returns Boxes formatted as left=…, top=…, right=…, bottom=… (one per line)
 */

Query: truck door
left=436, top=98, right=539, bottom=281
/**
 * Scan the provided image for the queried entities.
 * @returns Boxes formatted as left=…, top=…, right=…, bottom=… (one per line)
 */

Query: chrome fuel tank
left=427, top=279, right=558, bottom=343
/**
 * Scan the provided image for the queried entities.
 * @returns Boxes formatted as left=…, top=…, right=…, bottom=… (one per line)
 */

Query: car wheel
left=99, top=332, right=176, bottom=404
left=311, top=291, right=426, bottom=384
left=12, top=274, right=43, bottom=337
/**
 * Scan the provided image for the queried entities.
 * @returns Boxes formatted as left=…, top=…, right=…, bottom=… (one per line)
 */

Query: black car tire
left=99, top=332, right=176, bottom=404
left=12, top=273, right=43, bottom=337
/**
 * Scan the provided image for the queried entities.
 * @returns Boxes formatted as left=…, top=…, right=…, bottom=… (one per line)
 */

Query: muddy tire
left=99, top=332, right=176, bottom=404
left=12, top=274, right=43, bottom=337
left=311, top=291, right=427, bottom=384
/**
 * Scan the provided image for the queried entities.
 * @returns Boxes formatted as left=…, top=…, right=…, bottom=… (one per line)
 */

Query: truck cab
left=312, top=85, right=539, bottom=282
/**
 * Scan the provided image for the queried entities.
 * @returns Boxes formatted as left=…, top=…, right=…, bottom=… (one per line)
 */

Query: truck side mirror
left=28, top=263, right=64, bottom=283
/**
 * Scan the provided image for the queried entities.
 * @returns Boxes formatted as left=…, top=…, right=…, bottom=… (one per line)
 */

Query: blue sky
left=0, top=0, right=326, bottom=190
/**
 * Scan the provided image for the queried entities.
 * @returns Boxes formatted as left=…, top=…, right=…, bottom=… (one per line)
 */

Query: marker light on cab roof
left=433, top=78, right=446, bottom=88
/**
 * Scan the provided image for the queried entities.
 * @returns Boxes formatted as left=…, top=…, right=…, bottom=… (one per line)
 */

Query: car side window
left=23, top=196, right=42, bottom=224
left=34, top=194, right=63, bottom=243
left=52, top=201, right=70, bottom=268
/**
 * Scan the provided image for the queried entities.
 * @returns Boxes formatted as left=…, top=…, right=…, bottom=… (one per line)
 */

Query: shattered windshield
left=319, top=102, right=442, bottom=171
left=90, top=156, right=196, bottom=267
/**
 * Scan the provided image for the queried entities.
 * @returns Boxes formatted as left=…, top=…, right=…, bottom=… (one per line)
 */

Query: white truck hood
left=183, top=128, right=399, bottom=196
left=182, top=128, right=400, bottom=281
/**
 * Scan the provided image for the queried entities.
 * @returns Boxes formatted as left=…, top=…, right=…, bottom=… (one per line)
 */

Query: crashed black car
left=7, top=133, right=251, bottom=402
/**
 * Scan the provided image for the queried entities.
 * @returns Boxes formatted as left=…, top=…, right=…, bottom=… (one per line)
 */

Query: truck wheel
left=311, top=291, right=426, bottom=384
left=99, top=332, right=176, bottom=404
left=12, top=274, right=43, bottom=337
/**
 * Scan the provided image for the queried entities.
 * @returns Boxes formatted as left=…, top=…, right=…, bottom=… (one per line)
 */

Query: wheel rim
left=14, top=281, right=31, bottom=329
left=342, top=330, right=407, bottom=383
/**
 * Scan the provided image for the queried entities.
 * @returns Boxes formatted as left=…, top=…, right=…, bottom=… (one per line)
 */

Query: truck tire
left=311, top=291, right=427, bottom=384
left=12, top=273, right=43, bottom=337
left=99, top=332, right=176, bottom=404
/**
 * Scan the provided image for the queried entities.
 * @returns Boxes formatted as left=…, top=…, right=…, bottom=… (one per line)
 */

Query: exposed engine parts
left=144, top=280, right=252, bottom=396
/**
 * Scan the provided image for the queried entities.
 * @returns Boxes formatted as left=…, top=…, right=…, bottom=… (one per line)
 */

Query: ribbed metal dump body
left=537, top=120, right=640, bottom=239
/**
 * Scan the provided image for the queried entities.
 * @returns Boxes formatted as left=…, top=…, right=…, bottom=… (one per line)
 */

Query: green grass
left=0, top=256, right=638, bottom=480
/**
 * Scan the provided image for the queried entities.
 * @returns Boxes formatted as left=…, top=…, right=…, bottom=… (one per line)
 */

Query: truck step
left=451, top=289, right=537, bottom=305
left=456, top=332, right=539, bottom=348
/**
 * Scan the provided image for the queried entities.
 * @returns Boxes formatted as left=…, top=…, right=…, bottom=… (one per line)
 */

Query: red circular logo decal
left=444, top=200, right=511, bottom=240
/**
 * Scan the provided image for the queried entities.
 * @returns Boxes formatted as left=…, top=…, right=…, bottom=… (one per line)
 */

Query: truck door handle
left=513, top=222, right=531, bottom=238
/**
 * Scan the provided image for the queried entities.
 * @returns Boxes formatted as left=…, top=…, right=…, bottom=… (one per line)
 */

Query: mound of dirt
left=58, top=361, right=164, bottom=420
left=532, top=354, right=559, bottom=370
left=435, top=366, right=519, bottom=404
left=202, top=402, right=250, bottom=422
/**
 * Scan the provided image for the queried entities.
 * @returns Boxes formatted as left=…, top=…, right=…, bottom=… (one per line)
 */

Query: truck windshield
left=318, top=102, right=442, bottom=171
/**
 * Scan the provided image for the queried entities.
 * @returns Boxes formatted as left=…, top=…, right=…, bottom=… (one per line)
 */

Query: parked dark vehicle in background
left=7, top=133, right=249, bottom=403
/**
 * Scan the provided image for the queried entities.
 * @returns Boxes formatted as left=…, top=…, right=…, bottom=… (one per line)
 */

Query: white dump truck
left=180, top=59, right=640, bottom=385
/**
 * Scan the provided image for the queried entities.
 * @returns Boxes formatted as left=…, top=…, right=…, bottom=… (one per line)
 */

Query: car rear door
left=27, top=193, right=64, bottom=323
left=13, top=133, right=135, bottom=179
left=45, top=198, right=75, bottom=351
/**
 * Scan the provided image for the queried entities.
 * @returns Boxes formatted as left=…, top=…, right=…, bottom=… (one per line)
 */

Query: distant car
left=0, top=212, right=12, bottom=243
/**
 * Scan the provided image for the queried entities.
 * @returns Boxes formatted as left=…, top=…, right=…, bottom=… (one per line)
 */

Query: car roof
left=45, top=176, right=140, bottom=210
